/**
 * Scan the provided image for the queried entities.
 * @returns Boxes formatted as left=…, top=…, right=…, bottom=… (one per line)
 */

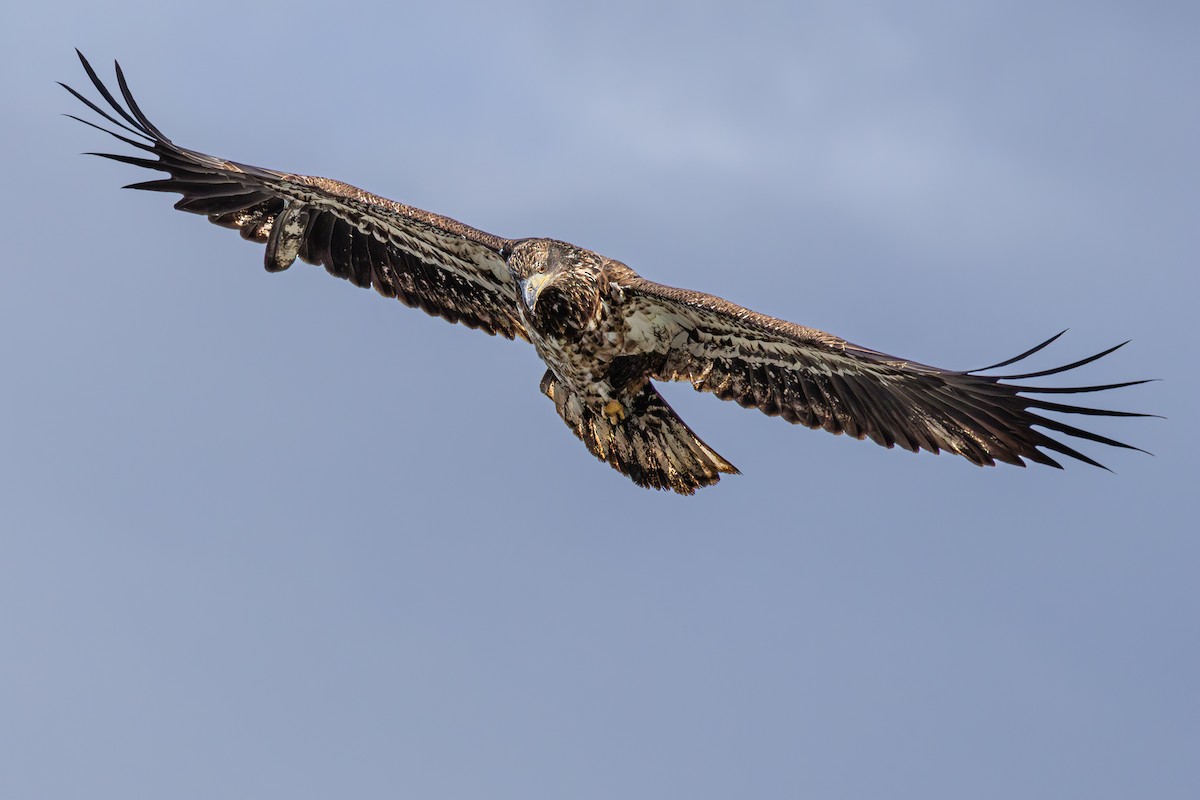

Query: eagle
left=62, top=52, right=1149, bottom=494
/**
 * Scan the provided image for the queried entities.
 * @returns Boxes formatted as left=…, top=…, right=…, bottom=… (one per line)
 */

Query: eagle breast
left=507, top=238, right=646, bottom=398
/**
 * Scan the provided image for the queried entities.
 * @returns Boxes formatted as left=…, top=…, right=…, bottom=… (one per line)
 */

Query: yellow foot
left=602, top=399, right=626, bottom=424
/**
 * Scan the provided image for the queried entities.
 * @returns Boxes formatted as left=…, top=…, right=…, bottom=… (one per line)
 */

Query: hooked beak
left=519, top=273, right=551, bottom=312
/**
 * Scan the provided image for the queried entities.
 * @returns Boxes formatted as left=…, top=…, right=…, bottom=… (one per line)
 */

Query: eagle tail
left=540, top=371, right=739, bottom=495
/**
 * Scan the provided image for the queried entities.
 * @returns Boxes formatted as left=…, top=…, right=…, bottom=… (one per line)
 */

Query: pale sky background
left=2, top=2, right=1196, bottom=798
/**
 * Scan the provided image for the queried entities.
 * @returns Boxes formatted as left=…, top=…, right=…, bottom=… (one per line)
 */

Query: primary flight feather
left=63, top=52, right=1149, bottom=494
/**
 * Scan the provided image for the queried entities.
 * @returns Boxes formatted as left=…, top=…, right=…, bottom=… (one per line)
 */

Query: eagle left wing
left=616, top=273, right=1149, bottom=469
left=62, top=51, right=526, bottom=339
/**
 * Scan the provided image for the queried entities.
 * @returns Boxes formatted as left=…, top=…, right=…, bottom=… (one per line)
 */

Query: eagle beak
left=519, top=273, right=550, bottom=312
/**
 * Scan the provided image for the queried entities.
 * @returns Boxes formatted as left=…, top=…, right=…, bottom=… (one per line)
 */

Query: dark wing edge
left=62, top=50, right=527, bottom=340
left=620, top=275, right=1154, bottom=471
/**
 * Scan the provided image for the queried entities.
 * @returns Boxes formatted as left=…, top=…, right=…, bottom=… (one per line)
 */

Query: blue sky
left=2, top=2, right=1196, bottom=798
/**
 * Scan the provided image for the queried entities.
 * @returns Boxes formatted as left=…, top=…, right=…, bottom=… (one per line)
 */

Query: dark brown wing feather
left=63, top=51, right=525, bottom=339
left=619, top=274, right=1150, bottom=469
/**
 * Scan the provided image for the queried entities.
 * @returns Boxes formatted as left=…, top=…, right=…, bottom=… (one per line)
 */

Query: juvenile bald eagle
left=63, top=53, right=1149, bottom=494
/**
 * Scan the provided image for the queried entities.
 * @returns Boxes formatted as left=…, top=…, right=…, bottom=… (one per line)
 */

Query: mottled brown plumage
left=64, top=52, right=1150, bottom=494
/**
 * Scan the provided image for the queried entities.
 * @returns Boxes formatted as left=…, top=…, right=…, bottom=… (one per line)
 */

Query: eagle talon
left=603, top=399, right=626, bottom=424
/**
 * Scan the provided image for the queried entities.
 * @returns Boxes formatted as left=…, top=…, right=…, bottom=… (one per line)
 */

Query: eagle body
left=64, top=53, right=1149, bottom=494
left=507, top=239, right=738, bottom=490
left=512, top=240, right=624, bottom=393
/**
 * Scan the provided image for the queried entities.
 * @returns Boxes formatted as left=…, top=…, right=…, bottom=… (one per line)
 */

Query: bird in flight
left=62, top=52, right=1149, bottom=494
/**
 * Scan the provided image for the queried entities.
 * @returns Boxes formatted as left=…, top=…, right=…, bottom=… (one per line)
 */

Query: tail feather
left=541, top=371, right=738, bottom=494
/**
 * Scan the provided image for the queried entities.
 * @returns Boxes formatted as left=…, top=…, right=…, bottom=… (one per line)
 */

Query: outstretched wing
left=62, top=51, right=526, bottom=339
left=618, top=274, right=1150, bottom=469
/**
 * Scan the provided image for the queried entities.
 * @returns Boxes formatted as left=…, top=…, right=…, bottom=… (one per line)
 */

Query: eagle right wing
left=617, top=272, right=1150, bottom=470
left=63, top=51, right=526, bottom=340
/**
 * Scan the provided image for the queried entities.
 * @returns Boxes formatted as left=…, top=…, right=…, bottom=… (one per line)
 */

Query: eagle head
left=507, top=239, right=607, bottom=336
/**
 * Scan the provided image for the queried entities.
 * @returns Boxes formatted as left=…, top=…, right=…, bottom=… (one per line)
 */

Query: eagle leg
left=602, top=399, right=626, bottom=423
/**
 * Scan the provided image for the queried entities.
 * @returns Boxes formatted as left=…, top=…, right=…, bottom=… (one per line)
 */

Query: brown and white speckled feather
left=63, top=52, right=524, bottom=339
left=539, top=371, right=738, bottom=494
left=65, top=53, right=1151, bottom=495
left=614, top=269, right=1148, bottom=470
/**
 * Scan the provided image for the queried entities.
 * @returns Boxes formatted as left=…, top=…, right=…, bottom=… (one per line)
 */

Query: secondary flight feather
left=63, top=52, right=1150, bottom=494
